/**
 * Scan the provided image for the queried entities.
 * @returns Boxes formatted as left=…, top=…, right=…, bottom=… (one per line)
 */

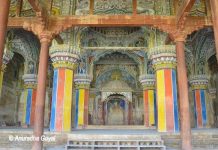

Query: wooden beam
left=90, top=0, right=94, bottom=15
left=28, top=0, right=41, bottom=12
left=8, top=17, right=36, bottom=28
left=16, top=0, right=23, bottom=17
left=51, top=15, right=176, bottom=27
left=27, top=0, right=48, bottom=25
left=7, top=15, right=212, bottom=32
left=177, top=0, right=196, bottom=24
left=133, top=0, right=137, bottom=15
left=82, top=47, right=147, bottom=51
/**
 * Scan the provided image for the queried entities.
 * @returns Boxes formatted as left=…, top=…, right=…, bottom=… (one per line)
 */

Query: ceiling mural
left=81, top=27, right=149, bottom=48
left=9, top=0, right=207, bottom=17
left=9, top=0, right=35, bottom=17
left=189, top=0, right=206, bottom=16
left=94, top=0, right=133, bottom=14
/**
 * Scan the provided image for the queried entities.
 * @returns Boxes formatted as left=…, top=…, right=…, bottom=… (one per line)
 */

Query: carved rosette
left=50, top=45, right=80, bottom=70
left=22, top=74, right=37, bottom=89
left=149, top=45, right=177, bottom=71
left=2, top=50, right=14, bottom=71
left=139, top=74, right=155, bottom=90
left=189, top=75, right=209, bottom=90
left=208, top=88, right=216, bottom=99
left=74, top=74, right=92, bottom=89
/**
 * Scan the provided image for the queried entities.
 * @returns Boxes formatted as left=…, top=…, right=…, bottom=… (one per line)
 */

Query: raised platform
left=0, top=128, right=217, bottom=150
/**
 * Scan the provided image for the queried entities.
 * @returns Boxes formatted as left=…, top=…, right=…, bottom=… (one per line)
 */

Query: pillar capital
left=50, top=50, right=79, bottom=70
left=74, top=74, right=92, bottom=89
left=139, top=74, right=155, bottom=90
left=38, top=32, right=53, bottom=44
left=149, top=45, right=177, bottom=70
left=189, top=75, right=209, bottom=90
left=173, top=32, right=187, bottom=42
left=22, top=74, right=37, bottom=89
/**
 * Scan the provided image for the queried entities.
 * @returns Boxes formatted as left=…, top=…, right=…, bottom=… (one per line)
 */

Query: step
left=66, top=139, right=166, bottom=150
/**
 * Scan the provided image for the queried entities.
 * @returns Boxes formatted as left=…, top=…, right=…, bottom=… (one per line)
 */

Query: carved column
left=139, top=74, right=156, bottom=128
left=22, top=74, right=37, bottom=126
left=176, top=40, right=192, bottom=150
left=0, top=51, right=14, bottom=96
left=0, top=0, right=10, bottom=71
left=190, top=75, right=209, bottom=128
left=210, top=0, right=218, bottom=60
left=49, top=50, right=79, bottom=132
left=32, top=33, right=52, bottom=150
left=74, top=74, right=91, bottom=128
left=149, top=45, right=179, bottom=132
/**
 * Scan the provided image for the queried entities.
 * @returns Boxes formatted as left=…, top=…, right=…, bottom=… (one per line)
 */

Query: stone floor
left=0, top=128, right=217, bottom=150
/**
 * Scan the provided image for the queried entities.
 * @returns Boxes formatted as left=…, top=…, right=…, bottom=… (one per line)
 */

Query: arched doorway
left=104, top=94, right=130, bottom=125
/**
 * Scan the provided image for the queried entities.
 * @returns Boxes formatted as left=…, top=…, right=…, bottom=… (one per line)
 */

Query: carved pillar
left=176, top=40, right=192, bottom=150
left=0, top=51, right=13, bottom=96
left=190, top=75, right=209, bottom=128
left=49, top=50, right=79, bottom=132
left=74, top=74, right=91, bottom=128
left=0, top=0, right=10, bottom=71
left=210, top=0, right=218, bottom=60
left=149, top=45, right=179, bottom=132
left=32, top=33, right=52, bottom=150
left=22, top=74, right=37, bottom=126
left=139, top=74, right=156, bottom=128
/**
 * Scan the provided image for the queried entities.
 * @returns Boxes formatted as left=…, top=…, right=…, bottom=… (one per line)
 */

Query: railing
left=66, top=139, right=166, bottom=150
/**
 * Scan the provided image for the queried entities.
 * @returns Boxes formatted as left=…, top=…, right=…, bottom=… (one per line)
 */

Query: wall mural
left=106, top=98, right=126, bottom=125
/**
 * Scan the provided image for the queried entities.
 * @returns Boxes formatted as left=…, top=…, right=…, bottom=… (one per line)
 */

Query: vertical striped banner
left=75, top=89, right=89, bottom=128
left=148, top=90, right=155, bottom=126
left=23, top=88, right=37, bottom=126
left=156, top=69, right=179, bottom=132
left=143, top=90, right=155, bottom=127
left=50, top=68, right=73, bottom=132
left=193, top=89, right=207, bottom=128
left=63, top=69, right=73, bottom=131
left=84, top=90, right=89, bottom=126
left=30, top=89, right=37, bottom=125
left=144, top=90, right=149, bottom=127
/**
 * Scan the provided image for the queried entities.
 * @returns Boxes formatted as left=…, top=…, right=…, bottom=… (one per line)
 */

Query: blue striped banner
left=200, top=90, right=207, bottom=126
left=25, top=89, right=32, bottom=125
left=74, top=89, right=79, bottom=128
left=172, top=69, right=179, bottom=132
left=50, top=69, right=58, bottom=131
left=154, top=91, right=157, bottom=126
left=193, top=91, right=197, bottom=127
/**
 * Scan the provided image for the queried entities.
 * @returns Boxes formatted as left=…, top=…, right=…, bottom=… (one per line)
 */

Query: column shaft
left=210, top=0, right=218, bottom=60
left=50, top=68, right=73, bottom=131
left=176, top=41, right=192, bottom=150
left=0, top=0, right=10, bottom=70
left=193, top=89, right=207, bottom=128
left=75, top=88, right=89, bottom=128
left=150, top=45, right=179, bottom=132
left=23, top=88, right=37, bottom=126
left=143, top=90, right=156, bottom=127
left=49, top=49, right=79, bottom=132
left=0, top=69, right=4, bottom=97
left=156, top=69, right=179, bottom=132
left=32, top=39, right=50, bottom=150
